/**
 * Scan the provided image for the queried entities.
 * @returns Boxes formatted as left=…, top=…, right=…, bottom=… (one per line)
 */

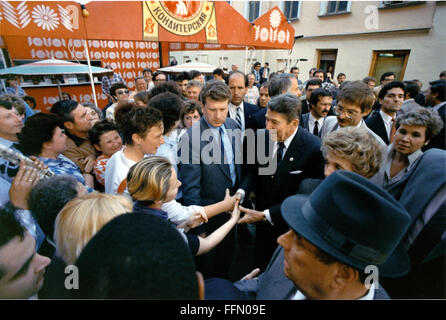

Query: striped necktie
left=235, top=106, right=243, bottom=130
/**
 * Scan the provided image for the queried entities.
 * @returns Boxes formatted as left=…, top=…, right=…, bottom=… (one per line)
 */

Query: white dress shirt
left=308, top=113, right=325, bottom=135
left=292, top=282, right=376, bottom=300
left=228, top=102, right=246, bottom=131
left=379, top=109, right=394, bottom=140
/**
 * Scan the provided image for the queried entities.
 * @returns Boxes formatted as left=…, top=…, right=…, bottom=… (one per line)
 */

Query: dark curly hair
left=17, top=112, right=63, bottom=156
left=117, top=103, right=163, bottom=145
left=89, top=119, right=120, bottom=148
left=149, top=81, right=182, bottom=99
left=28, top=175, right=79, bottom=240
left=180, top=100, right=202, bottom=127
left=149, top=92, right=184, bottom=134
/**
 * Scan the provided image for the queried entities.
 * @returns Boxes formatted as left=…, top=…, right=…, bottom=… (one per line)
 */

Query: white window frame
left=319, top=1, right=352, bottom=16
left=245, top=1, right=262, bottom=22
left=379, top=1, right=425, bottom=8
left=280, top=1, right=302, bottom=21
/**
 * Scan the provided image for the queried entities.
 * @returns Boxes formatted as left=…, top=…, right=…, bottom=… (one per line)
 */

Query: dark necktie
left=219, top=127, right=225, bottom=161
left=313, top=121, right=319, bottom=136
left=276, top=142, right=285, bottom=166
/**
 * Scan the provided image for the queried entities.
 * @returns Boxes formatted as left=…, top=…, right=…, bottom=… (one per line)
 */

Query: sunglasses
left=116, top=89, right=129, bottom=95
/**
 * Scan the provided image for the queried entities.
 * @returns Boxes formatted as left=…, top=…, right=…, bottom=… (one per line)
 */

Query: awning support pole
left=83, top=39, right=98, bottom=108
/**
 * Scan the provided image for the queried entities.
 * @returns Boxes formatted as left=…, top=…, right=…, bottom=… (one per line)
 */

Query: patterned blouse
left=94, top=154, right=110, bottom=186
left=38, top=154, right=92, bottom=192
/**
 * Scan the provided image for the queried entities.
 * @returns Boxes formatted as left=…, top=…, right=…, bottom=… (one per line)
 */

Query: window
left=328, top=1, right=348, bottom=13
left=319, top=1, right=351, bottom=16
left=379, top=1, right=425, bottom=9
left=247, top=1, right=261, bottom=22
left=369, top=50, right=410, bottom=81
left=284, top=1, right=301, bottom=20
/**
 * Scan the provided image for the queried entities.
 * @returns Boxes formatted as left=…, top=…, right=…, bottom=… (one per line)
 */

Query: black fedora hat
left=281, top=170, right=411, bottom=278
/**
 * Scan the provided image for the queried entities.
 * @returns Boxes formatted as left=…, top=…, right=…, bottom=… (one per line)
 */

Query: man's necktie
left=219, top=127, right=236, bottom=186
left=276, top=142, right=285, bottom=166
left=235, top=106, right=243, bottom=130
left=313, top=121, right=319, bottom=136
left=389, top=117, right=396, bottom=143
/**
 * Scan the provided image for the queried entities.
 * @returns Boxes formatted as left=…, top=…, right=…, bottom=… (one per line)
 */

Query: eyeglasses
left=116, top=89, right=129, bottom=95
left=332, top=105, right=360, bottom=119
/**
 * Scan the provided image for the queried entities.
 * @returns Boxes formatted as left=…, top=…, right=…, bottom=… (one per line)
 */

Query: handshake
left=224, top=189, right=267, bottom=225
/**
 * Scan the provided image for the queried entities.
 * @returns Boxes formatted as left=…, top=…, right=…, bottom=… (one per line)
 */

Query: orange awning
left=0, top=1, right=295, bottom=50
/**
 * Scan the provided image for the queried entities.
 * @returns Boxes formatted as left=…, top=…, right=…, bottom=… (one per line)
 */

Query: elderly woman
left=244, top=73, right=260, bottom=105
left=371, top=107, right=443, bottom=189
left=294, top=126, right=385, bottom=195
left=82, top=102, right=102, bottom=125
left=322, top=126, right=385, bottom=179
left=17, top=112, right=94, bottom=188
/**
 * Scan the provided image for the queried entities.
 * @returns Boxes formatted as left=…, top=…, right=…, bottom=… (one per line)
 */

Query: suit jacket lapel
left=376, top=114, right=390, bottom=144
left=274, top=129, right=305, bottom=184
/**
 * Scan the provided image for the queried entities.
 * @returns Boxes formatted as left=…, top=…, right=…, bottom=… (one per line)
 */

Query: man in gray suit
left=206, top=171, right=412, bottom=299
left=178, top=80, right=246, bottom=279
left=320, top=81, right=386, bottom=147
left=401, top=80, right=422, bottom=113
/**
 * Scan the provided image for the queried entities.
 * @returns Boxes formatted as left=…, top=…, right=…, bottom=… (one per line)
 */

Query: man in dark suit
left=252, top=73, right=302, bottom=130
left=259, top=62, right=270, bottom=85
left=366, top=81, right=405, bottom=145
left=178, top=80, right=245, bottom=279
left=301, top=78, right=322, bottom=115
left=206, top=171, right=412, bottom=299
left=300, top=88, right=332, bottom=137
left=227, top=71, right=259, bottom=132
left=238, top=93, right=325, bottom=269
left=424, top=79, right=446, bottom=150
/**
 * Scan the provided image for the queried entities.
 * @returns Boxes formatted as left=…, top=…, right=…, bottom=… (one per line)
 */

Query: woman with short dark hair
left=17, top=113, right=94, bottom=189
left=371, top=107, right=444, bottom=188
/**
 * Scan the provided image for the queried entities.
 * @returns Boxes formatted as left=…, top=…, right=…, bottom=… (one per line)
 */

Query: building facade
left=172, top=1, right=446, bottom=86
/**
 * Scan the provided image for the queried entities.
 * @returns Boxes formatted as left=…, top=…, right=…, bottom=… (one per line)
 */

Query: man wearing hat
left=208, top=170, right=412, bottom=299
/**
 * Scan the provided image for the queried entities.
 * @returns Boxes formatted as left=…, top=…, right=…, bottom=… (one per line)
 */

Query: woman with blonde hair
left=40, top=193, right=133, bottom=298
left=297, top=126, right=385, bottom=194
left=126, top=156, right=240, bottom=256
left=322, top=126, right=385, bottom=179
left=55, top=193, right=133, bottom=265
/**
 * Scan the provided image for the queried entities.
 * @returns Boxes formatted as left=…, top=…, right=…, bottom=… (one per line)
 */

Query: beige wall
left=265, top=1, right=446, bottom=86
left=294, top=1, right=434, bottom=37
left=171, top=1, right=446, bottom=86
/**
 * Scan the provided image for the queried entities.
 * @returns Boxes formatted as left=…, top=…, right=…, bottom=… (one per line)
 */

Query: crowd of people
left=0, top=63, right=445, bottom=300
